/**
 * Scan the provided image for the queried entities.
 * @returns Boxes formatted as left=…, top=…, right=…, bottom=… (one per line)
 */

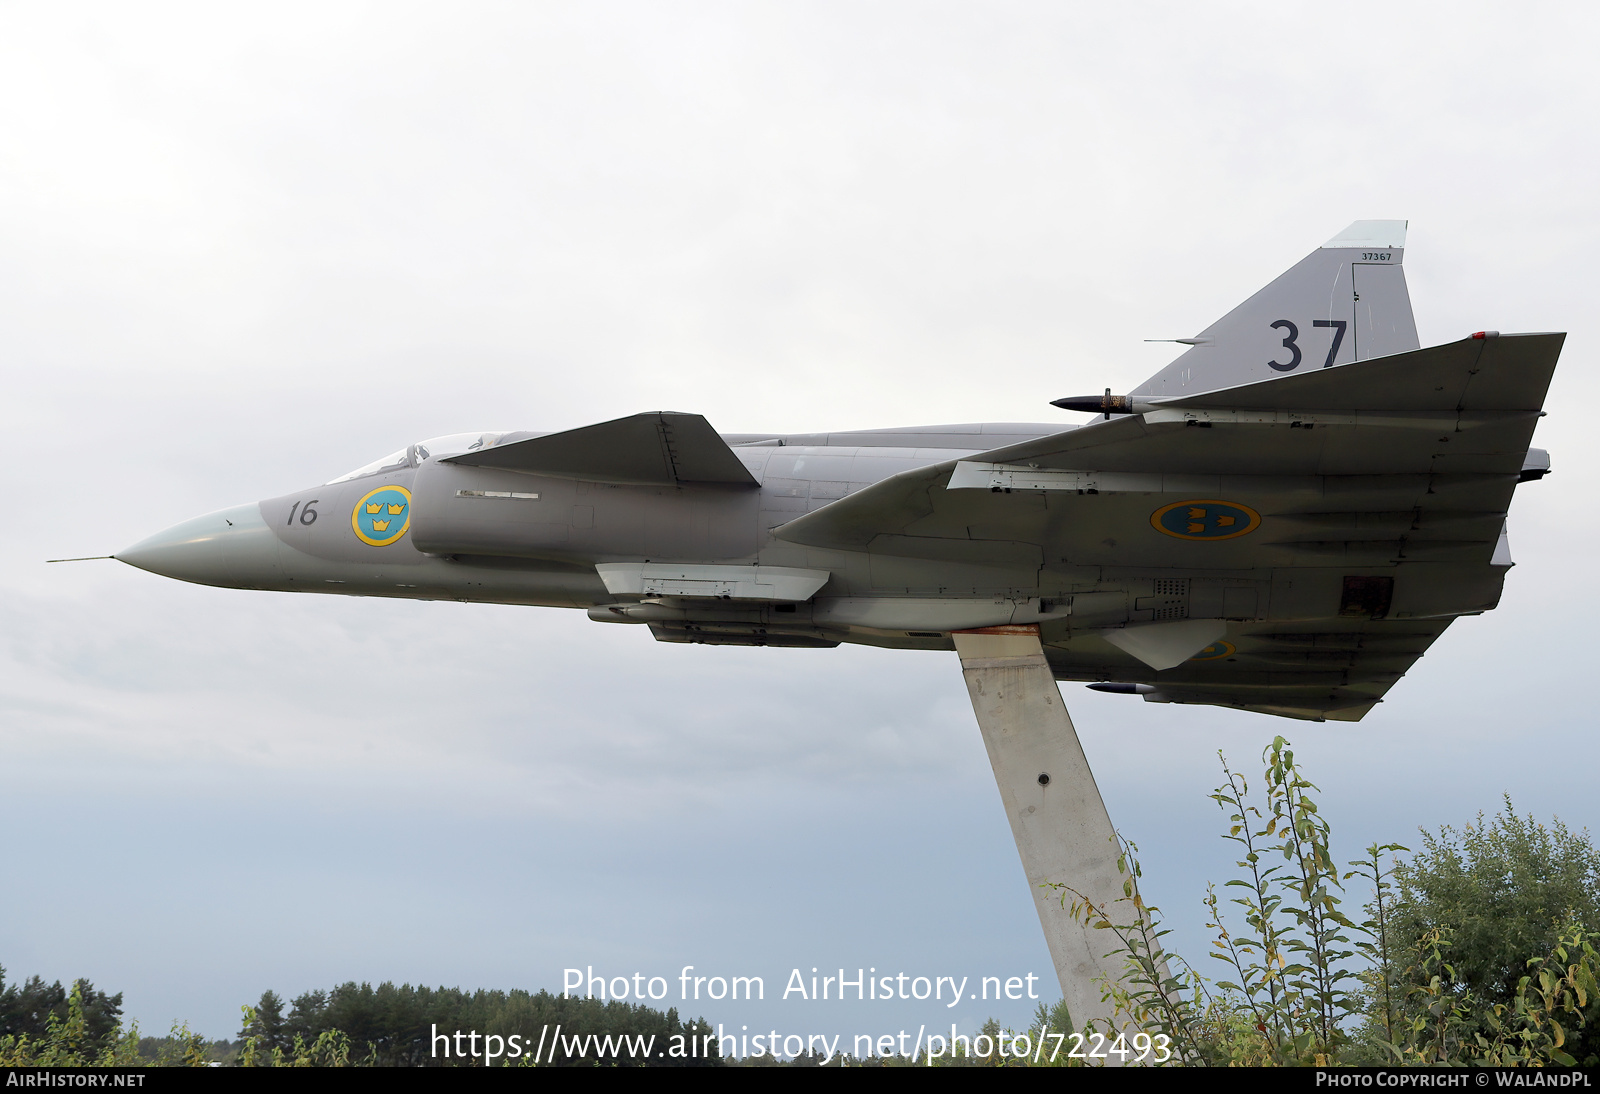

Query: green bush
left=1056, top=737, right=1599, bottom=1067
left=0, top=981, right=211, bottom=1067
left=1377, top=800, right=1600, bottom=1065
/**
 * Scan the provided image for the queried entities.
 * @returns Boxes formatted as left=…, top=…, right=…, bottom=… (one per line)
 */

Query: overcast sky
left=2, top=1, right=1596, bottom=1047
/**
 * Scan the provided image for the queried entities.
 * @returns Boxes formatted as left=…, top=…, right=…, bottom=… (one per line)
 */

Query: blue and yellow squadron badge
left=352, top=485, right=412, bottom=547
left=1150, top=500, right=1261, bottom=541
left=1189, top=640, right=1236, bottom=661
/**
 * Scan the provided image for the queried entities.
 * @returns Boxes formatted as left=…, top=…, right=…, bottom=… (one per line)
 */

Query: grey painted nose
left=117, top=503, right=284, bottom=588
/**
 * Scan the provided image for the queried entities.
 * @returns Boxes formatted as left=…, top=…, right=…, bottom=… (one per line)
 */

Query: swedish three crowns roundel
left=1150, top=499, right=1261, bottom=541
left=352, top=485, right=412, bottom=547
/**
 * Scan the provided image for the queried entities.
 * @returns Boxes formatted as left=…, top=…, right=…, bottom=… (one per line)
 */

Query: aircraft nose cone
left=117, top=503, right=284, bottom=588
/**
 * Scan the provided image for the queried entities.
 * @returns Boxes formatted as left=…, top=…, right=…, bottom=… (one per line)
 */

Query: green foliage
left=1372, top=919, right=1599, bottom=1066
left=238, top=989, right=288, bottom=1056
left=237, top=1010, right=354, bottom=1068
left=1345, top=839, right=1408, bottom=1055
left=1055, top=837, right=1220, bottom=1064
left=1, top=967, right=721, bottom=1068
left=1204, top=739, right=1364, bottom=1062
left=1053, top=737, right=1368, bottom=1065
left=0, top=981, right=207, bottom=1067
left=236, top=981, right=720, bottom=1066
left=1054, top=737, right=1598, bottom=1068
left=1381, top=798, right=1600, bottom=1065
left=136, top=1034, right=240, bottom=1065
left=1476, top=923, right=1599, bottom=1067
left=0, top=966, right=124, bottom=1054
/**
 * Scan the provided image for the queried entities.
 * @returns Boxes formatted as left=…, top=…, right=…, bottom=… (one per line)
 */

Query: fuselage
left=116, top=422, right=1070, bottom=644
left=115, top=411, right=1536, bottom=722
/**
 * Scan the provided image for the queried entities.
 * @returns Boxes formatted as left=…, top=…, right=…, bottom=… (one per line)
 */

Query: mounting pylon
left=954, top=625, right=1144, bottom=1039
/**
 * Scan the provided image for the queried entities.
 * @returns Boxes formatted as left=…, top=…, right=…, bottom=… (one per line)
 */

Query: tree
left=0, top=967, right=124, bottom=1054
left=1385, top=798, right=1600, bottom=1064
left=238, top=990, right=288, bottom=1058
left=238, top=981, right=722, bottom=1066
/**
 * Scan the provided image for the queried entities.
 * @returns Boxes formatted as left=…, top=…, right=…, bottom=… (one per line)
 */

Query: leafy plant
left=0, top=982, right=182, bottom=1067
left=1054, top=737, right=1597, bottom=1068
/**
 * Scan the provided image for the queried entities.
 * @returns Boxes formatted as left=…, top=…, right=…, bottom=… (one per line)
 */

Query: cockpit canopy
left=326, top=432, right=507, bottom=485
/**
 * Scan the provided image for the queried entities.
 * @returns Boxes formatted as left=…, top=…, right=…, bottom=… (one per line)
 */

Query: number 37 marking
left=1268, top=318, right=1346, bottom=372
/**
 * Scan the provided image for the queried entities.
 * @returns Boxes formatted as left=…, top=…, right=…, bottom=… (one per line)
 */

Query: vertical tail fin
left=1132, top=220, right=1419, bottom=398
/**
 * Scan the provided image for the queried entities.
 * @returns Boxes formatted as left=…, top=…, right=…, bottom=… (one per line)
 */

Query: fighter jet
left=113, top=221, right=1560, bottom=721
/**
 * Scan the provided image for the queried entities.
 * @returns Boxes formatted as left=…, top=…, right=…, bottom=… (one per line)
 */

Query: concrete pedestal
left=953, top=626, right=1136, bottom=1037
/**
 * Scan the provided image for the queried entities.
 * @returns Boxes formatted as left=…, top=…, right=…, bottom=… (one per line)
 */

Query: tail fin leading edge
left=1132, top=220, right=1419, bottom=398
